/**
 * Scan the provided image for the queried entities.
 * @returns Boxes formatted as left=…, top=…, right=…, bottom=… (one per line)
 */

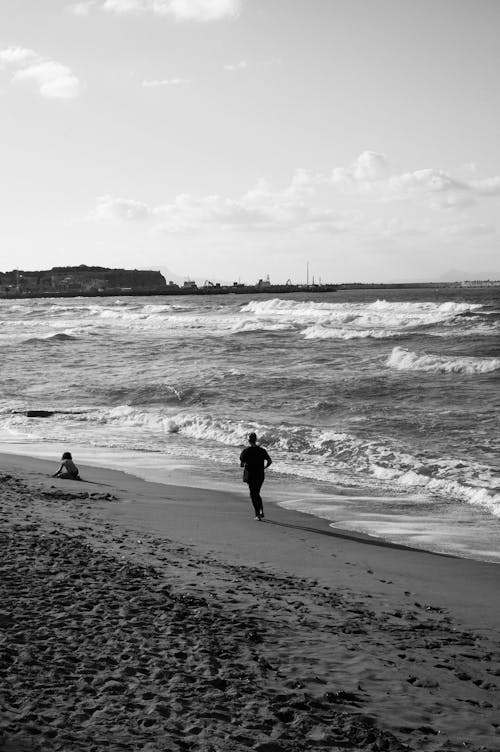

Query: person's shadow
left=263, top=518, right=453, bottom=556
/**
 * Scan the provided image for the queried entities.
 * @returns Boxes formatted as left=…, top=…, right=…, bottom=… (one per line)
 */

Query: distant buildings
left=2, top=264, right=497, bottom=299
left=0, top=265, right=167, bottom=296
left=460, top=279, right=500, bottom=287
left=0, top=266, right=339, bottom=298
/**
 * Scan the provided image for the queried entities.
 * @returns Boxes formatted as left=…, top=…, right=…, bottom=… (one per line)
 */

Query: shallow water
left=1, top=287, right=499, bottom=560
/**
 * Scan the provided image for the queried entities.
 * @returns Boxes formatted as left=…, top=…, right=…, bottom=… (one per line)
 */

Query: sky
left=1, top=0, right=499, bottom=284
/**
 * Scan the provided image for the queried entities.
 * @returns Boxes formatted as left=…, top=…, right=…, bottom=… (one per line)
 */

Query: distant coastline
left=0, top=264, right=498, bottom=299
left=2, top=282, right=500, bottom=300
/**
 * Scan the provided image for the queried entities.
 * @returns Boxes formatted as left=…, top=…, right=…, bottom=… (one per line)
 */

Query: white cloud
left=386, top=168, right=500, bottom=210
left=224, top=56, right=282, bottom=73
left=331, top=150, right=389, bottom=185
left=89, top=181, right=346, bottom=234
left=224, top=59, right=248, bottom=72
left=84, top=0, right=242, bottom=20
left=13, top=62, right=80, bottom=99
left=327, top=153, right=500, bottom=211
left=285, top=168, right=320, bottom=197
left=167, top=0, right=241, bottom=21
left=428, top=192, right=477, bottom=211
left=0, top=46, right=80, bottom=99
left=352, top=150, right=389, bottom=181
left=387, top=168, right=468, bottom=195
left=0, top=46, right=38, bottom=65
left=88, top=154, right=500, bottom=237
left=142, top=77, right=191, bottom=87
left=102, top=0, right=143, bottom=12
left=470, top=176, right=500, bottom=195
left=67, top=1, right=97, bottom=15
left=440, top=223, right=496, bottom=238
left=91, top=195, right=152, bottom=221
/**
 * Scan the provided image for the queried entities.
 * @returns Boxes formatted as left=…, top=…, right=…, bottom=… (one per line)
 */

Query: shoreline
left=1, top=449, right=499, bottom=630
left=1, top=441, right=498, bottom=566
left=1, top=450, right=500, bottom=750
left=1, top=282, right=497, bottom=301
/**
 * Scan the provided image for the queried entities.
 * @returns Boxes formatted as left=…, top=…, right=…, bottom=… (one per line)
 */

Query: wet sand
left=1, top=452, right=499, bottom=751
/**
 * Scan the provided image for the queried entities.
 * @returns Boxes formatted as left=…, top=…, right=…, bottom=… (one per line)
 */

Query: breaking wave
left=231, top=320, right=294, bottom=333
left=58, top=407, right=497, bottom=518
left=23, top=331, right=79, bottom=344
left=303, top=325, right=400, bottom=340
left=240, top=298, right=488, bottom=339
left=2, top=290, right=499, bottom=559
left=387, top=346, right=500, bottom=374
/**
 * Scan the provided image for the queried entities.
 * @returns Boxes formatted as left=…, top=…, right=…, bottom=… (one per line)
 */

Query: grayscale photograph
left=1, top=1, right=499, bottom=751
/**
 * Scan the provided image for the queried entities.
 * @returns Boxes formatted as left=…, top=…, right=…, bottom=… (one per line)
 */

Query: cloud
left=166, top=0, right=241, bottom=21
left=91, top=195, right=152, bottom=221
left=428, top=192, right=477, bottom=211
left=89, top=181, right=347, bottom=234
left=102, top=0, right=144, bottom=12
left=0, top=47, right=38, bottom=65
left=224, top=57, right=282, bottom=73
left=77, top=0, right=242, bottom=20
left=386, top=168, right=500, bottom=209
left=67, top=1, right=97, bottom=15
left=440, top=222, right=496, bottom=238
left=87, top=153, right=500, bottom=236
left=470, top=176, right=500, bottom=196
left=388, top=168, right=467, bottom=194
left=331, top=150, right=390, bottom=186
left=0, top=46, right=80, bottom=99
left=142, top=77, right=191, bottom=87
left=327, top=153, right=500, bottom=210
left=224, top=59, right=248, bottom=72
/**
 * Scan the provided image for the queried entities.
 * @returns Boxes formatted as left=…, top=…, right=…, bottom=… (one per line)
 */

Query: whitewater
left=1, top=286, right=499, bottom=560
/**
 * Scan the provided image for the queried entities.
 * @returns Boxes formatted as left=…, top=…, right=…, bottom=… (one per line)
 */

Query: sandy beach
left=1, top=452, right=499, bottom=752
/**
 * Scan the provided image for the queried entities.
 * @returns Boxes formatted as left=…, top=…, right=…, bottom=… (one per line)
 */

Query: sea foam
left=387, top=346, right=500, bottom=374
left=303, top=325, right=400, bottom=340
left=85, top=407, right=500, bottom=515
left=240, top=298, right=488, bottom=338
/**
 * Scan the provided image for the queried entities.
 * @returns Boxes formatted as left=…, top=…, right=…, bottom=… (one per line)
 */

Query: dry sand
left=1, top=452, right=499, bottom=752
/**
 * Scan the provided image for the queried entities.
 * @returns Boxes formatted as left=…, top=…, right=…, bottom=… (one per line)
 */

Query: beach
left=2, top=0, right=500, bottom=748
left=1, top=290, right=499, bottom=562
left=1, top=452, right=499, bottom=751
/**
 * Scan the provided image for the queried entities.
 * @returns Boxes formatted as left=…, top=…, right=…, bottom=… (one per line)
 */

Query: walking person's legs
left=248, top=476, right=264, bottom=519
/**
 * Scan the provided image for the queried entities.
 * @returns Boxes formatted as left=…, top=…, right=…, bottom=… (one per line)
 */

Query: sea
left=1, top=287, right=499, bottom=562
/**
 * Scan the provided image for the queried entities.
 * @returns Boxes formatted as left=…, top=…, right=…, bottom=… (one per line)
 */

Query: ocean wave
left=82, top=407, right=499, bottom=513
left=1, top=402, right=497, bottom=517
left=386, top=346, right=500, bottom=374
left=92, top=307, right=235, bottom=332
left=45, top=304, right=92, bottom=314
left=370, top=464, right=500, bottom=517
left=177, top=416, right=499, bottom=517
left=240, top=298, right=486, bottom=338
left=231, top=320, right=294, bottom=333
left=241, top=298, right=344, bottom=316
left=104, top=383, right=206, bottom=406
left=2, top=303, right=30, bottom=313
left=191, top=413, right=497, bottom=515
left=303, top=325, right=400, bottom=340
left=23, top=331, right=79, bottom=344
left=4, top=296, right=490, bottom=342
left=141, top=303, right=183, bottom=314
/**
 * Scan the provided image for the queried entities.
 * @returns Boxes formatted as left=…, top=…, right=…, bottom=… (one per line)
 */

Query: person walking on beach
left=52, top=451, right=80, bottom=480
left=240, top=433, right=272, bottom=520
